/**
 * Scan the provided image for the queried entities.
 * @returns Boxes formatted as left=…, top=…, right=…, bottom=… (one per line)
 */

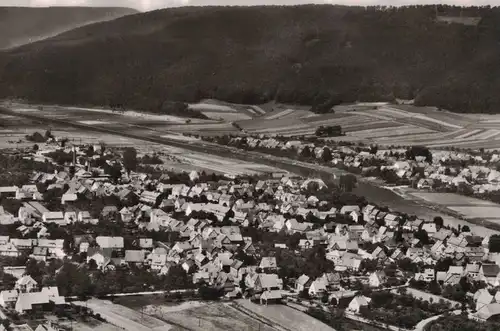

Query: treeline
left=2, top=6, right=500, bottom=113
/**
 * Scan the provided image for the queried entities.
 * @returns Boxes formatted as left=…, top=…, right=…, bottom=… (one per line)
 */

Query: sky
left=1, top=0, right=498, bottom=11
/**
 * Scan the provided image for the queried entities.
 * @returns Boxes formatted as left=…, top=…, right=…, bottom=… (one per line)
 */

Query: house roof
left=0, top=290, right=18, bottom=302
left=296, top=274, right=311, bottom=286
left=257, top=274, right=281, bottom=289
left=16, top=275, right=38, bottom=286
left=482, top=264, right=500, bottom=277
left=260, top=290, right=282, bottom=300
left=259, top=257, right=277, bottom=269
left=350, top=295, right=371, bottom=307
left=96, top=236, right=124, bottom=249
left=125, top=250, right=146, bottom=263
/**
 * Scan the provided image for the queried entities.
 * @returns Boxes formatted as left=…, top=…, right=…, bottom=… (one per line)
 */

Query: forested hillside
left=0, top=5, right=499, bottom=114
left=0, top=6, right=138, bottom=49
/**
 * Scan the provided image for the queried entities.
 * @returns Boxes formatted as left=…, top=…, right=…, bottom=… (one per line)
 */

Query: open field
left=409, top=191, right=500, bottom=225
left=8, top=100, right=500, bottom=149
left=141, top=302, right=277, bottom=331
left=73, top=299, right=174, bottom=331
left=233, top=300, right=336, bottom=331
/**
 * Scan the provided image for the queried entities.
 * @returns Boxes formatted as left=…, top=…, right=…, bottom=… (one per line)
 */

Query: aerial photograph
left=1, top=0, right=500, bottom=330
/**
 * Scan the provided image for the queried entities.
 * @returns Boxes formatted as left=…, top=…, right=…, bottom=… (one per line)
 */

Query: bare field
left=410, top=192, right=500, bottom=223
left=144, top=302, right=277, bottom=331
left=73, top=299, right=173, bottom=331
left=234, top=300, right=336, bottom=331
left=410, top=192, right=498, bottom=206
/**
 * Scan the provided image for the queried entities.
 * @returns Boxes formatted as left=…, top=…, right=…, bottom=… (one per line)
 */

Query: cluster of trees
left=140, top=154, right=163, bottom=165
left=23, top=259, right=194, bottom=298
left=0, top=153, right=60, bottom=187
left=25, top=130, right=52, bottom=143
left=46, top=150, right=74, bottom=166
left=315, top=125, right=343, bottom=137
left=360, top=289, right=453, bottom=329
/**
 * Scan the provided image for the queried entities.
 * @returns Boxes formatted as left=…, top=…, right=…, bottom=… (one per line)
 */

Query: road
left=413, top=310, right=462, bottom=331
left=0, top=105, right=497, bottom=236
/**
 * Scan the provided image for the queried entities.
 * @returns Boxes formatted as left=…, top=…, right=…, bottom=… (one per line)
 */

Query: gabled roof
left=482, top=264, right=500, bottom=277
left=259, top=257, right=277, bottom=269
left=125, top=250, right=146, bottom=263
left=96, top=236, right=124, bottom=249
left=296, top=274, right=311, bottom=286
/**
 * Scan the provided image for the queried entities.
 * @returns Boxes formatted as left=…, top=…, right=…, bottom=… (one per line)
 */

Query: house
left=42, top=212, right=65, bottom=225
left=96, top=236, right=124, bottom=250
left=369, top=271, right=387, bottom=288
left=444, top=266, right=464, bottom=286
left=260, top=290, right=282, bottom=305
left=254, top=274, right=282, bottom=292
left=120, top=207, right=133, bottom=223
left=15, top=287, right=65, bottom=314
left=422, top=223, right=437, bottom=234
left=87, top=248, right=113, bottom=269
left=77, top=211, right=92, bottom=223
left=475, top=288, right=495, bottom=312
left=0, top=290, right=18, bottom=308
left=0, top=242, right=21, bottom=257
left=125, top=250, right=146, bottom=264
left=414, top=268, right=435, bottom=282
left=139, top=238, right=153, bottom=249
left=295, top=274, right=312, bottom=292
left=348, top=295, right=371, bottom=313
left=101, top=206, right=118, bottom=218
left=340, top=205, right=360, bottom=215
left=477, top=303, right=500, bottom=321
left=480, top=264, right=500, bottom=286
left=321, top=273, right=341, bottom=290
left=349, top=211, right=362, bottom=223
left=3, top=266, right=26, bottom=279
left=466, top=263, right=481, bottom=280
left=15, top=275, right=38, bottom=293
left=371, top=246, right=386, bottom=260
left=150, top=253, right=168, bottom=272
left=35, top=322, right=59, bottom=331
left=259, top=257, right=277, bottom=271
left=309, top=278, right=328, bottom=297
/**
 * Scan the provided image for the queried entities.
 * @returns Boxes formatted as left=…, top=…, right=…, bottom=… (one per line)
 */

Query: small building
left=260, top=290, right=282, bottom=305
left=348, top=295, right=371, bottom=313
left=15, top=275, right=38, bottom=293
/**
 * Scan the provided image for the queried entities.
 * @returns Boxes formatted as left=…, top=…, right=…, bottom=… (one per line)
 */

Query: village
left=0, top=132, right=500, bottom=330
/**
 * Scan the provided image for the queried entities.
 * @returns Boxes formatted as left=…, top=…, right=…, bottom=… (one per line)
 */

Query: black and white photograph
left=0, top=1, right=499, bottom=330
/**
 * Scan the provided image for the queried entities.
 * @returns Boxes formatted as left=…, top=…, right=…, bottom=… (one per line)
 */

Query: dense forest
left=0, top=5, right=500, bottom=113
left=0, top=7, right=138, bottom=50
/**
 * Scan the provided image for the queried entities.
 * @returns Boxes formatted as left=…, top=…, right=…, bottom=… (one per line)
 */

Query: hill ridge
left=0, top=5, right=499, bottom=114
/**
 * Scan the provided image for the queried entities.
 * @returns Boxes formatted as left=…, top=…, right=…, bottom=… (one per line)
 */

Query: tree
left=33, top=144, right=39, bottom=151
left=44, top=130, right=53, bottom=140
left=322, top=147, right=333, bottom=163
left=461, top=225, right=470, bottom=233
left=405, top=146, right=432, bottom=163
left=433, top=216, right=444, bottom=229
left=414, top=228, right=429, bottom=245
left=300, top=146, right=312, bottom=159
left=489, top=234, right=500, bottom=253
left=339, top=174, right=357, bottom=192
left=123, top=147, right=137, bottom=174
